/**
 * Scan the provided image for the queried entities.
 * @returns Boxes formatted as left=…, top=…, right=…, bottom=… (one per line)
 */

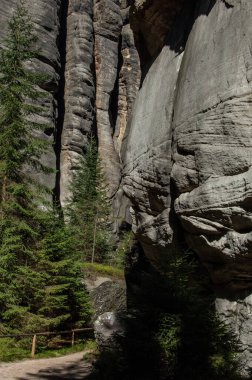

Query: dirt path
left=0, top=351, right=93, bottom=380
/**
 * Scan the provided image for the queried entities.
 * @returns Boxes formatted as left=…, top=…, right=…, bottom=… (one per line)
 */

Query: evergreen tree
left=0, top=0, right=50, bottom=331
left=0, top=1, right=91, bottom=334
left=67, top=138, right=113, bottom=263
left=35, top=208, right=91, bottom=331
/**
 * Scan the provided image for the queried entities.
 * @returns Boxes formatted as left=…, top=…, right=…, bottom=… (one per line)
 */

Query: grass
left=0, top=338, right=30, bottom=362
left=83, top=262, right=124, bottom=280
left=36, top=340, right=97, bottom=359
left=0, top=338, right=97, bottom=362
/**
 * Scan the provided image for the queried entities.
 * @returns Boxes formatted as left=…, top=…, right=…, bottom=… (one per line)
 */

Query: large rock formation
left=60, top=0, right=140, bottom=203
left=60, top=0, right=95, bottom=206
left=173, top=0, right=252, bottom=291
left=93, top=0, right=123, bottom=198
left=122, top=0, right=193, bottom=261
left=1, top=0, right=252, bottom=376
left=114, top=0, right=141, bottom=157
left=122, top=0, right=252, bottom=374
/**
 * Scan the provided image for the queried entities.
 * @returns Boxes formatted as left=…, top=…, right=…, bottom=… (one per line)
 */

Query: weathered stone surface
left=0, top=0, right=61, bottom=191
left=94, top=311, right=125, bottom=351
left=122, top=46, right=176, bottom=261
left=169, top=3, right=252, bottom=371
left=111, top=1, right=141, bottom=232
left=173, top=0, right=252, bottom=290
left=131, top=0, right=186, bottom=64
left=94, top=0, right=122, bottom=198
left=122, top=0, right=252, bottom=374
left=60, top=0, right=95, bottom=207
left=121, top=3, right=193, bottom=263
left=216, top=294, right=252, bottom=377
left=2, top=0, right=252, bottom=374
left=113, top=2, right=141, bottom=157
left=90, top=280, right=126, bottom=321
left=60, top=0, right=140, bottom=207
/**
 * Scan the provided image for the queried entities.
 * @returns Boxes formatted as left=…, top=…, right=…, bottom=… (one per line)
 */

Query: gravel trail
left=0, top=351, right=93, bottom=380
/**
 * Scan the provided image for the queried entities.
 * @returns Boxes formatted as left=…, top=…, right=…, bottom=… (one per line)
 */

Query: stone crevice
left=53, top=0, right=69, bottom=205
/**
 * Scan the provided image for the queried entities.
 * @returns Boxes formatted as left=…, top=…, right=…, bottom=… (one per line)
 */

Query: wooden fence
left=0, top=328, right=94, bottom=358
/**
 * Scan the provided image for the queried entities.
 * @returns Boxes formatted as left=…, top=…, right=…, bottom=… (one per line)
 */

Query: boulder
left=94, top=311, right=125, bottom=351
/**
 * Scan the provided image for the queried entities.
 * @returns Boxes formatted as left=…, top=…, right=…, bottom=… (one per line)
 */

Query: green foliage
left=156, top=314, right=182, bottom=376
left=67, top=138, right=132, bottom=271
left=35, top=209, right=92, bottom=331
left=0, top=338, right=96, bottom=362
left=153, top=249, right=242, bottom=380
left=0, top=0, right=49, bottom=182
left=67, top=138, right=113, bottom=263
left=83, top=262, right=124, bottom=280
left=0, top=1, right=91, bottom=342
left=0, top=0, right=50, bottom=331
left=0, top=207, right=92, bottom=335
left=108, top=230, right=133, bottom=269
left=110, top=246, right=243, bottom=380
left=0, top=338, right=30, bottom=362
left=35, top=341, right=94, bottom=359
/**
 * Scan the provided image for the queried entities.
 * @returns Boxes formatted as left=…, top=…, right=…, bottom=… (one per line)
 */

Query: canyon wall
left=1, top=0, right=252, bottom=376
left=60, top=0, right=95, bottom=206
left=60, top=0, right=140, bottom=205
left=122, top=0, right=252, bottom=374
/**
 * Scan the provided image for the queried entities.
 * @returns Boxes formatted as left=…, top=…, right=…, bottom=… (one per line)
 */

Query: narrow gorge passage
left=0, top=0, right=252, bottom=378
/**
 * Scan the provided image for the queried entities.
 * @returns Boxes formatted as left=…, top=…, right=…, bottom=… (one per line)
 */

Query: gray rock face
left=94, top=0, right=122, bottom=198
left=122, top=2, right=193, bottom=262
left=113, top=1, right=141, bottom=157
left=59, top=0, right=141, bottom=203
left=131, top=0, right=186, bottom=60
left=125, top=0, right=252, bottom=286
left=60, top=0, right=95, bottom=207
left=173, top=0, right=252, bottom=291
left=0, top=0, right=61, bottom=191
left=122, top=0, right=252, bottom=373
left=2, top=0, right=252, bottom=374
left=122, top=45, right=178, bottom=261
left=216, top=295, right=252, bottom=376
left=171, top=1, right=252, bottom=368
left=60, top=0, right=140, bottom=204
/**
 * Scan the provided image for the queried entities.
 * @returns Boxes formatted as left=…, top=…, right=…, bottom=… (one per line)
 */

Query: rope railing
left=0, top=328, right=94, bottom=358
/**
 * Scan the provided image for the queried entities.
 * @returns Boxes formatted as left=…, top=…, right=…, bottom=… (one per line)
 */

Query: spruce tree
left=36, top=208, right=91, bottom=331
left=0, top=0, right=50, bottom=331
left=67, top=138, right=113, bottom=263
left=0, top=1, right=91, bottom=334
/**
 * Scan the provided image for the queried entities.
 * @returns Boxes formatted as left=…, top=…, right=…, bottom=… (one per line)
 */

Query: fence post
left=31, top=334, right=37, bottom=358
left=71, top=331, right=75, bottom=347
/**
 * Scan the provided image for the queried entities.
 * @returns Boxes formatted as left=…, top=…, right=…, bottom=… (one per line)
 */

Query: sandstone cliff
left=122, top=0, right=252, bottom=374
left=1, top=0, right=252, bottom=376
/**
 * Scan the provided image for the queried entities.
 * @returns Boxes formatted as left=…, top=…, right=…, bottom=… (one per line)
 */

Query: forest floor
left=0, top=351, right=94, bottom=379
